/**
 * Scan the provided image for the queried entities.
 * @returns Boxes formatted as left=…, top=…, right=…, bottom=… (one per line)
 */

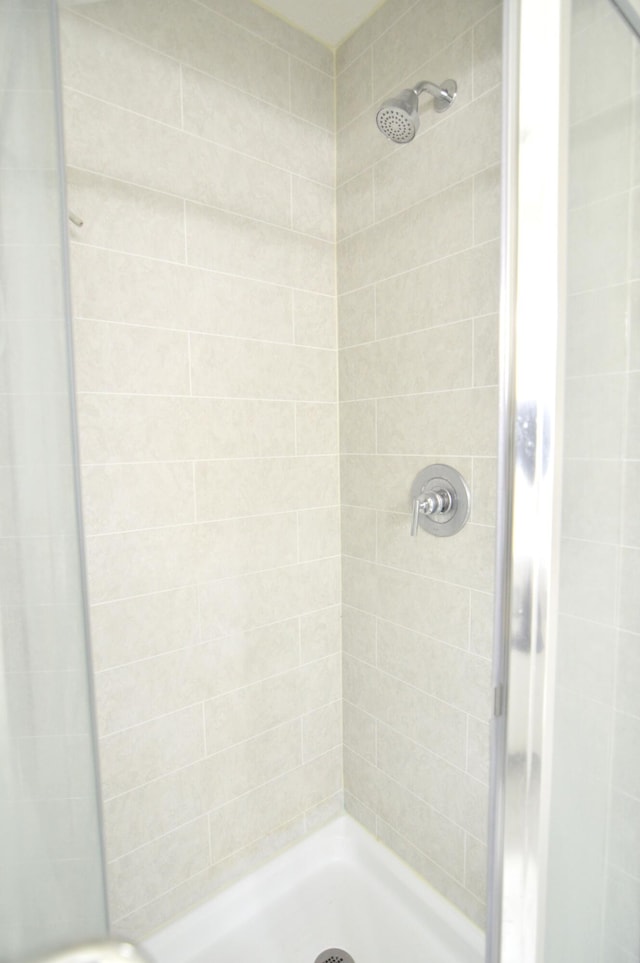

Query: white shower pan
left=145, top=815, right=484, bottom=963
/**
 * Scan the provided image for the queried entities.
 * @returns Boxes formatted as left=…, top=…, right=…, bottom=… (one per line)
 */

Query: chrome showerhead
left=376, top=79, right=457, bottom=144
left=376, top=89, right=420, bottom=144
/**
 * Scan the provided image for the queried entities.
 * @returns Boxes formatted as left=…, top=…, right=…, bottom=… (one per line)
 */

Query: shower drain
left=314, top=951, right=355, bottom=963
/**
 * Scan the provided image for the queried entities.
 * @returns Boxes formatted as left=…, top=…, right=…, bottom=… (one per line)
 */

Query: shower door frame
left=486, top=0, right=570, bottom=961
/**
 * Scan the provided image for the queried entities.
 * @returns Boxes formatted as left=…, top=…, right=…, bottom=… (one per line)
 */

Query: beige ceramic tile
left=65, top=91, right=293, bottom=228
left=290, top=59, right=335, bottom=131
left=195, top=456, right=339, bottom=521
left=342, top=605, right=377, bottom=664
left=341, top=506, right=377, bottom=562
left=189, top=333, right=336, bottom=402
left=376, top=619, right=491, bottom=718
left=472, top=6, right=502, bottom=98
left=338, top=180, right=473, bottom=293
left=197, top=0, right=332, bottom=74
left=303, top=701, right=342, bottom=761
left=465, top=835, right=487, bottom=901
left=291, top=176, right=335, bottom=241
left=100, top=705, right=205, bottom=799
left=471, top=457, right=497, bottom=526
left=340, top=321, right=473, bottom=400
left=375, top=240, right=500, bottom=339
left=202, top=720, right=303, bottom=811
left=60, top=11, right=182, bottom=126
left=343, top=655, right=467, bottom=767
left=96, top=620, right=300, bottom=735
left=74, top=319, right=190, bottom=396
left=198, top=557, right=341, bottom=639
left=344, top=790, right=378, bottom=835
left=107, top=817, right=210, bottom=921
left=208, top=749, right=341, bottom=862
left=204, top=656, right=340, bottom=754
left=342, top=556, right=471, bottom=647
left=338, top=286, right=376, bottom=347
left=87, top=513, right=299, bottom=603
left=376, top=723, right=488, bottom=839
left=473, top=164, right=501, bottom=244
left=89, top=587, right=199, bottom=672
left=473, top=314, right=499, bottom=387
left=376, top=387, right=498, bottom=456
left=344, top=748, right=466, bottom=881
left=66, top=169, right=185, bottom=261
left=186, top=201, right=334, bottom=294
left=298, top=507, right=341, bottom=562
left=180, top=66, right=334, bottom=185
left=76, top=0, right=291, bottom=109
left=77, top=395, right=296, bottom=463
left=343, top=701, right=377, bottom=763
left=293, top=291, right=337, bottom=349
left=371, top=0, right=496, bottom=101
left=376, top=817, right=485, bottom=926
left=376, top=512, right=495, bottom=593
left=295, top=403, right=339, bottom=455
left=337, top=48, right=373, bottom=130
left=299, top=606, right=341, bottom=662
left=467, top=717, right=490, bottom=785
left=337, top=170, right=375, bottom=240
left=69, top=245, right=294, bottom=342
left=339, top=400, right=377, bottom=453
left=469, top=590, right=494, bottom=660
left=81, top=462, right=195, bottom=535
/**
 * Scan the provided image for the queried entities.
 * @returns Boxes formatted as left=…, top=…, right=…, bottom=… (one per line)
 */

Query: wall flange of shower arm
left=376, top=79, right=457, bottom=143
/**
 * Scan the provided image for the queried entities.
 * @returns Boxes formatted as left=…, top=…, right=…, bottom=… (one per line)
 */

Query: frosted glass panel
left=545, top=1, right=640, bottom=960
left=0, top=2, right=107, bottom=959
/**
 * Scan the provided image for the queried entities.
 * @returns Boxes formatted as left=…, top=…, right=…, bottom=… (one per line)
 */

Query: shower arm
left=412, top=80, right=455, bottom=106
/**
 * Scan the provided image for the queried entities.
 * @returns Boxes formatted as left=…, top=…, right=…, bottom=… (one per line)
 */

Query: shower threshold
left=144, top=815, right=483, bottom=963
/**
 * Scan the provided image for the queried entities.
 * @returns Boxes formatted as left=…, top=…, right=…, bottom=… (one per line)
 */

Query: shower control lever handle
left=410, top=489, right=452, bottom=536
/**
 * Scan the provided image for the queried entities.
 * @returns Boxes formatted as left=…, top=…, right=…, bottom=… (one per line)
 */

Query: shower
left=375, top=79, right=457, bottom=143
left=3, top=0, right=640, bottom=962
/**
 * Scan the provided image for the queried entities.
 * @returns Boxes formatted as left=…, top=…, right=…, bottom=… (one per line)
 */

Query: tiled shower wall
left=337, top=0, right=501, bottom=926
left=60, top=0, right=341, bottom=937
left=59, top=0, right=502, bottom=940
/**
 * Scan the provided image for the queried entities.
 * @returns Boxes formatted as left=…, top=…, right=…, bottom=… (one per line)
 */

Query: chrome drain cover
left=314, top=952, right=355, bottom=963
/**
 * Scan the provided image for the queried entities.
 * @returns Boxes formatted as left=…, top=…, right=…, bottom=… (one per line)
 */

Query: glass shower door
left=546, top=0, right=640, bottom=959
left=490, top=0, right=640, bottom=960
left=0, top=1, right=108, bottom=958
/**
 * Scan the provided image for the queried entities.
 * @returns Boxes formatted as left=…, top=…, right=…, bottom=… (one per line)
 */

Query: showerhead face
left=376, top=89, right=420, bottom=144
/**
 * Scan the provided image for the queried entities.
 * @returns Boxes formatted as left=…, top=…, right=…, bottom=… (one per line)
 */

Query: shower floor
left=144, top=815, right=484, bottom=963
